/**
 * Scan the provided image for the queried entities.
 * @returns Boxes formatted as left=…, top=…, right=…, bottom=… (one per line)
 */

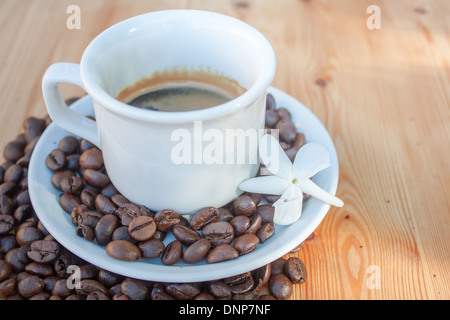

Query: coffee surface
left=116, top=69, right=246, bottom=112
left=127, top=83, right=231, bottom=112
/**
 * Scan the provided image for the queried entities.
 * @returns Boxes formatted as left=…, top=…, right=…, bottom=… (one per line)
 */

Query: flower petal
left=293, top=143, right=332, bottom=180
left=273, top=199, right=302, bottom=226
left=272, top=185, right=303, bottom=225
left=259, top=134, right=294, bottom=180
left=239, top=175, right=289, bottom=195
left=295, top=179, right=344, bottom=207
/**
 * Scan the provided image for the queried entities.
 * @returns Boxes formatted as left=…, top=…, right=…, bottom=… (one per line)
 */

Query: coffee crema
left=116, top=69, right=247, bottom=112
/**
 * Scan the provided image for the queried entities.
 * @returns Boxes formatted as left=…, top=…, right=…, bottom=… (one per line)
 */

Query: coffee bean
left=172, top=224, right=200, bottom=245
left=232, top=195, right=256, bottom=217
left=189, top=206, right=219, bottom=230
left=269, top=273, right=293, bottom=300
left=17, top=245, right=32, bottom=265
left=60, top=175, right=83, bottom=194
left=120, top=278, right=149, bottom=300
left=25, top=262, right=54, bottom=277
left=252, top=263, right=272, bottom=287
left=4, top=248, right=25, bottom=272
left=217, top=207, right=233, bottom=222
left=14, top=205, right=32, bottom=223
left=284, top=257, right=307, bottom=284
left=79, top=148, right=103, bottom=170
left=27, top=240, right=61, bottom=264
left=95, top=194, right=116, bottom=215
left=58, top=136, right=79, bottom=154
left=206, top=243, right=238, bottom=264
left=0, top=181, right=17, bottom=196
left=18, top=275, right=44, bottom=298
left=115, top=203, right=141, bottom=226
left=223, top=272, right=254, bottom=294
left=234, top=291, right=260, bottom=300
left=76, top=279, right=108, bottom=296
left=182, top=238, right=210, bottom=263
left=256, top=204, right=274, bottom=224
left=95, top=214, right=119, bottom=246
left=266, top=93, right=276, bottom=111
left=45, top=149, right=66, bottom=171
left=76, top=210, right=103, bottom=229
left=83, top=169, right=110, bottom=188
left=111, top=226, right=135, bottom=242
left=51, top=170, right=75, bottom=191
left=0, top=195, right=14, bottom=215
left=98, top=269, right=123, bottom=288
left=86, top=291, right=109, bottom=300
left=276, top=107, right=291, bottom=120
left=3, top=141, right=24, bottom=162
left=270, top=257, right=287, bottom=275
left=276, top=118, right=297, bottom=143
left=0, top=278, right=16, bottom=298
left=230, top=215, right=250, bottom=236
left=80, top=188, right=97, bottom=208
left=201, top=221, right=234, bottom=247
left=76, top=224, right=95, bottom=241
left=256, top=223, right=275, bottom=243
left=207, top=281, right=232, bottom=300
left=246, top=192, right=263, bottom=205
left=59, top=193, right=81, bottom=213
left=74, top=264, right=99, bottom=281
left=79, top=139, right=96, bottom=153
left=65, top=154, right=80, bottom=171
left=0, top=214, right=15, bottom=235
left=138, top=239, right=165, bottom=258
left=128, top=216, right=156, bottom=241
left=265, top=109, right=280, bottom=128
left=51, top=279, right=73, bottom=298
left=247, top=214, right=262, bottom=234
left=110, top=194, right=129, bottom=206
left=195, top=293, right=215, bottom=300
left=112, top=292, right=130, bottom=300
left=15, top=190, right=31, bottom=206
left=16, top=227, right=42, bottom=246
left=101, top=184, right=119, bottom=198
left=233, top=233, right=259, bottom=256
left=106, top=240, right=141, bottom=261
left=154, top=209, right=180, bottom=232
left=0, top=260, right=12, bottom=282
left=151, top=283, right=174, bottom=300
left=4, top=164, right=22, bottom=182
left=161, top=240, right=182, bottom=265
left=165, top=283, right=200, bottom=300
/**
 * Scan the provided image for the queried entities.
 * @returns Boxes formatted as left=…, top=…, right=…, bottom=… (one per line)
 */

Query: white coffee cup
left=42, top=10, right=276, bottom=214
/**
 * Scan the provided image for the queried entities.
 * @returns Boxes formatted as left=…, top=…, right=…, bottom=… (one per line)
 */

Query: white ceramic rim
left=28, top=87, right=339, bottom=282
left=80, top=10, right=277, bottom=123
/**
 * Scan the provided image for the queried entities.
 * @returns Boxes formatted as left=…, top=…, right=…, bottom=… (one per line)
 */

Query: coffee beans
left=269, top=273, right=293, bottom=300
left=0, top=95, right=314, bottom=300
left=106, top=240, right=141, bottom=261
left=27, top=240, right=61, bottom=264
left=128, top=216, right=156, bottom=241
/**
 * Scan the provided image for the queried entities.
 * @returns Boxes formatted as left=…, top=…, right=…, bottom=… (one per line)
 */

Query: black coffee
left=115, top=70, right=246, bottom=112
left=127, top=84, right=232, bottom=112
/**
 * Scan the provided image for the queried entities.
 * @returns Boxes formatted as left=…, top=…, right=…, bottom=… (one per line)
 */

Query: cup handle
left=42, top=62, right=100, bottom=148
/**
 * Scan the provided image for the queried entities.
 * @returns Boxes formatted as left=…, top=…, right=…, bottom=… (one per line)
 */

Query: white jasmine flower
left=239, top=134, right=343, bottom=225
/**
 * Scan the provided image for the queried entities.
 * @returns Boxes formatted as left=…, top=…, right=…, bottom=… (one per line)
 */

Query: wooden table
left=0, top=0, right=448, bottom=300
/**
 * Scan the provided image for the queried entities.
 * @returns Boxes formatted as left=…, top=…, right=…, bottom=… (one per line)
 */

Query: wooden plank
left=0, top=0, right=448, bottom=300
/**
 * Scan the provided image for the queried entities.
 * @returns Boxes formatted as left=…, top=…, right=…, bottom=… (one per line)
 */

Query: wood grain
left=0, top=0, right=448, bottom=300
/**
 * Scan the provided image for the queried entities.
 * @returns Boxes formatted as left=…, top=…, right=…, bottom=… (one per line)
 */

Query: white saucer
left=28, top=87, right=340, bottom=282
